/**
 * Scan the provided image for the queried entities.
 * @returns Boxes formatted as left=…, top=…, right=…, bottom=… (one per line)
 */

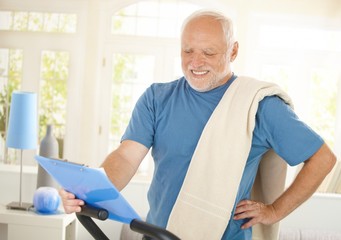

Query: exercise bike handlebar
left=130, top=218, right=180, bottom=240
left=76, top=205, right=180, bottom=240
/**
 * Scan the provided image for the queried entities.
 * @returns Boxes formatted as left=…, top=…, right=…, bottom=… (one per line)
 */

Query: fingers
left=234, top=200, right=265, bottom=216
left=59, top=188, right=84, bottom=214
left=234, top=200, right=273, bottom=229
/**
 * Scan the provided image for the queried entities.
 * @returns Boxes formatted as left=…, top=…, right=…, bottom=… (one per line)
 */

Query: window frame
left=0, top=8, right=85, bottom=165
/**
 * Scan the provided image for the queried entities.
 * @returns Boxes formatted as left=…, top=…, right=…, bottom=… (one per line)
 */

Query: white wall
left=0, top=168, right=341, bottom=239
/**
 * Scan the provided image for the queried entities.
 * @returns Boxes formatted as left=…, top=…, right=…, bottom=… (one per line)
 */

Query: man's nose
left=190, top=53, right=206, bottom=68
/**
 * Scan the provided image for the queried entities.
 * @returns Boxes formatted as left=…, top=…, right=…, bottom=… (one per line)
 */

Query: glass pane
left=28, top=12, right=43, bottom=31
left=136, top=17, right=158, bottom=36
left=39, top=51, right=69, bottom=156
left=0, top=49, right=23, bottom=164
left=12, top=11, right=28, bottom=31
left=257, top=23, right=341, bottom=151
left=0, top=11, right=12, bottom=30
left=111, top=0, right=201, bottom=37
left=261, top=64, right=290, bottom=91
left=259, top=26, right=341, bottom=52
left=121, top=5, right=137, bottom=16
left=0, top=49, right=9, bottom=78
left=159, top=1, right=178, bottom=18
left=1, top=10, right=77, bottom=33
left=44, top=13, right=60, bottom=32
left=109, top=53, right=155, bottom=150
left=112, top=15, right=136, bottom=35
left=59, top=14, right=77, bottom=33
left=178, top=1, right=201, bottom=18
left=137, top=1, right=159, bottom=17
left=173, top=56, right=182, bottom=80
left=307, top=68, right=337, bottom=148
left=158, top=18, right=176, bottom=37
left=110, top=53, right=155, bottom=175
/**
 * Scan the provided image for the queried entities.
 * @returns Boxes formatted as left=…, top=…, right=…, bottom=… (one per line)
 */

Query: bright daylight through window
left=0, top=10, right=76, bottom=164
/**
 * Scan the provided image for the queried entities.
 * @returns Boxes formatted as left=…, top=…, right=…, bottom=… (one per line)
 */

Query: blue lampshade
left=6, top=91, right=38, bottom=150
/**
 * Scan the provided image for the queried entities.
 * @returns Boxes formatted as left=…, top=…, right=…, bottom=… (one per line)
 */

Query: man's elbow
left=324, top=143, right=337, bottom=173
left=326, top=148, right=337, bottom=173
left=308, top=143, right=337, bottom=175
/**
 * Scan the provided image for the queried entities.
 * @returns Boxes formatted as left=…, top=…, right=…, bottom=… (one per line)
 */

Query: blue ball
left=33, top=187, right=61, bottom=214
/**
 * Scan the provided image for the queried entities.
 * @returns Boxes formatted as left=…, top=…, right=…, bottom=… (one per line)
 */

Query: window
left=109, top=53, right=155, bottom=151
left=256, top=25, right=341, bottom=149
left=0, top=11, right=77, bottom=33
left=39, top=51, right=69, bottom=147
left=111, top=0, right=201, bottom=37
left=247, top=17, right=341, bottom=191
left=0, top=8, right=78, bottom=165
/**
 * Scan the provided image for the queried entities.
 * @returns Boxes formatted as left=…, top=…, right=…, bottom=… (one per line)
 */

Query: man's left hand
left=233, top=199, right=278, bottom=229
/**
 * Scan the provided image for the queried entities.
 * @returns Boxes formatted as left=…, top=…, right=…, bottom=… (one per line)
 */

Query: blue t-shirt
left=121, top=75, right=324, bottom=239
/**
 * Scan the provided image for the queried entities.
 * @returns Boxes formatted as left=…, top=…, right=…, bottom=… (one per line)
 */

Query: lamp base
left=6, top=201, right=33, bottom=211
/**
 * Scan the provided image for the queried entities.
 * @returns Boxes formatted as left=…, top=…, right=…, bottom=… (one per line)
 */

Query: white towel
left=167, top=76, right=293, bottom=240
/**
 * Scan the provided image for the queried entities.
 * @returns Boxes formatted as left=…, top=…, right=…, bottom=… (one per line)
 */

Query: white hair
left=181, top=10, right=236, bottom=52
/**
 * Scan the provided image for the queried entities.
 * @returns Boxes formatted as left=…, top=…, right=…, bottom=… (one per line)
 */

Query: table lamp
left=6, top=91, right=37, bottom=210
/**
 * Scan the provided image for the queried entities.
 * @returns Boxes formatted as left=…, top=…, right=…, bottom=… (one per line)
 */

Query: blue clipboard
left=35, top=155, right=141, bottom=224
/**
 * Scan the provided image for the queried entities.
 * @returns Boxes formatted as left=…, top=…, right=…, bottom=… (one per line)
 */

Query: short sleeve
left=121, top=86, right=155, bottom=149
left=257, top=96, right=324, bottom=166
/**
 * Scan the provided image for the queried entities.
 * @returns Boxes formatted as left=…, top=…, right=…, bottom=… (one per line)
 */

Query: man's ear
left=230, top=41, right=239, bottom=62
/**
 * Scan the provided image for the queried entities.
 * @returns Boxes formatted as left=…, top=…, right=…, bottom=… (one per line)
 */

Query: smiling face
left=181, top=15, right=237, bottom=92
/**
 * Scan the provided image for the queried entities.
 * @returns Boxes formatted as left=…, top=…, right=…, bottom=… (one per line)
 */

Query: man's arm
left=101, top=140, right=149, bottom=191
left=234, top=143, right=336, bottom=229
left=60, top=139, right=149, bottom=214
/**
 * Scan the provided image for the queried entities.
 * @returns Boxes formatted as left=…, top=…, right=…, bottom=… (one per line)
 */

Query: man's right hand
left=59, top=189, right=84, bottom=214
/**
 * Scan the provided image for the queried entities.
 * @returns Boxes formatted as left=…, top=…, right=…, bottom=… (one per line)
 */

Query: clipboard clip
left=48, top=157, right=89, bottom=169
